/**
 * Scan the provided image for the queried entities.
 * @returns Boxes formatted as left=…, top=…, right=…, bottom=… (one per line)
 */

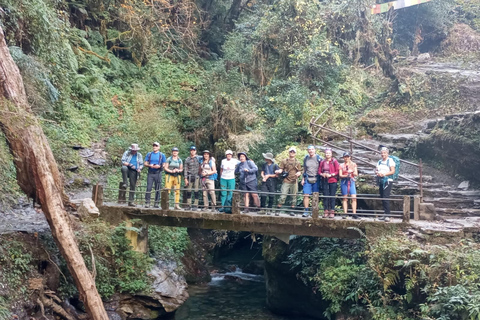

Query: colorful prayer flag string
left=371, top=0, right=432, bottom=14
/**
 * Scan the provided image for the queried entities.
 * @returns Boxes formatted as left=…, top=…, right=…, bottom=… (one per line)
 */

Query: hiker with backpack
left=220, top=150, right=239, bottom=211
left=199, top=150, right=218, bottom=212
left=301, top=145, right=323, bottom=217
left=260, top=152, right=279, bottom=212
left=275, top=147, right=302, bottom=216
left=165, top=147, right=183, bottom=210
left=319, top=148, right=339, bottom=218
left=376, top=147, right=397, bottom=221
left=121, top=143, right=144, bottom=207
left=339, top=152, right=359, bottom=219
left=183, top=146, right=202, bottom=210
left=144, top=142, right=166, bottom=208
left=235, top=152, right=260, bottom=213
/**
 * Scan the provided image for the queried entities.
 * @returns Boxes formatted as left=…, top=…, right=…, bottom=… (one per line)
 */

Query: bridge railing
left=92, top=184, right=416, bottom=223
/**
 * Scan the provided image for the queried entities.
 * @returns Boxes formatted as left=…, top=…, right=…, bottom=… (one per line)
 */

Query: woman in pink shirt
left=318, top=148, right=339, bottom=218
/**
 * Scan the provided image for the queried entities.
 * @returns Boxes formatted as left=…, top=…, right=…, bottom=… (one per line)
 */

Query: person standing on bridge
left=376, top=147, right=395, bottom=222
left=339, top=152, right=359, bottom=219
left=144, top=142, right=166, bottom=208
left=260, top=152, right=279, bottom=213
left=235, top=152, right=260, bottom=213
left=183, top=146, right=201, bottom=211
left=220, top=150, right=239, bottom=210
left=121, top=143, right=143, bottom=207
left=199, top=150, right=218, bottom=212
left=319, top=148, right=339, bottom=218
left=301, top=145, right=322, bottom=217
left=275, top=147, right=302, bottom=216
left=165, top=147, right=183, bottom=210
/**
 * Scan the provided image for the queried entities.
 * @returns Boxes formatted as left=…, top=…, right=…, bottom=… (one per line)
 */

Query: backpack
left=147, top=152, right=164, bottom=172
left=303, top=154, right=322, bottom=171
left=378, top=156, right=400, bottom=183
left=199, top=159, right=218, bottom=180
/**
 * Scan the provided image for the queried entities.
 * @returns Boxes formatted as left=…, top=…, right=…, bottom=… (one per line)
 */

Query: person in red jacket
left=318, top=148, right=339, bottom=218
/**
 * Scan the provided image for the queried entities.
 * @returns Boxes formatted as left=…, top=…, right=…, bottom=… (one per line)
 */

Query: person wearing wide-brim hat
left=339, top=152, right=359, bottom=219
left=220, top=150, right=239, bottom=211
left=199, top=150, right=218, bottom=212
left=260, top=152, right=279, bottom=213
left=121, top=143, right=144, bottom=207
left=235, top=152, right=260, bottom=213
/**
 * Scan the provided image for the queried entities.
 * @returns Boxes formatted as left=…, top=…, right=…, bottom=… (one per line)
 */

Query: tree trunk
left=0, top=26, right=109, bottom=320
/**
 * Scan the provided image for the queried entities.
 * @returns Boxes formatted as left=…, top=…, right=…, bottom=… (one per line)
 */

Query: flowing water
left=175, top=268, right=311, bottom=320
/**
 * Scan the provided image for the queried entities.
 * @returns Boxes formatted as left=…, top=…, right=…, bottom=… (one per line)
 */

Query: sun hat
left=262, top=152, right=275, bottom=161
left=225, top=149, right=233, bottom=155
left=202, top=150, right=212, bottom=156
left=237, top=152, right=249, bottom=160
left=129, top=143, right=140, bottom=151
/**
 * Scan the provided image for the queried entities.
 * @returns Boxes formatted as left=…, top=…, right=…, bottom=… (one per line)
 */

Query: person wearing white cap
left=121, top=143, right=144, bottom=206
left=220, top=149, right=239, bottom=210
left=144, top=142, right=167, bottom=208
left=275, top=146, right=302, bottom=216
left=376, top=146, right=395, bottom=221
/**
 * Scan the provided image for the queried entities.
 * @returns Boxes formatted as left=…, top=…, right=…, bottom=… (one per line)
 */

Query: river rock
left=149, top=261, right=189, bottom=312
left=88, top=158, right=106, bottom=166
left=76, top=198, right=100, bottom=219
left=458, top=181, right=470, bottom=190
left=417, top=53, right=431, bottom=61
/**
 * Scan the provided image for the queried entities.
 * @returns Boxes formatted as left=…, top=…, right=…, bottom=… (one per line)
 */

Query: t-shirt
left=377, top=158, right=394, bottom=181
left=129, top=154, right=137, bottom=168
left=221, top=158, right=239, bottom=180
left=340, top=162, right=357, bottom=181
left=167, top=157, right=183, bottom=174
left=262, top=162, right=279, bottom=180
left=305, top=156, right=320, bottom=177
left=280, top=158, right=302, bottom=184
left=146, top=151, right=166, bottom=173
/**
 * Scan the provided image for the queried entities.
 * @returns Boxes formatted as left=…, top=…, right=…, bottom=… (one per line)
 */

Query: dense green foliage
left=287, top=235, right=480, bottom=319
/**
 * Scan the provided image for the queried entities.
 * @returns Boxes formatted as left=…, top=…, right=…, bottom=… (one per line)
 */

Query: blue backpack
left=303, top=154, right=323, bottom=169
left=199, top=159, right=218, bottom=180
left=378, top=156, right=400, bottom=183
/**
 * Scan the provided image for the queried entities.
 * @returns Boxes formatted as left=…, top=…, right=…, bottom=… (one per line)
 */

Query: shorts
left=239, top=180, right=258, bottom=192
left=340, top=179, right=356, bottom=195
left=303, top=180, right=320, bottom=194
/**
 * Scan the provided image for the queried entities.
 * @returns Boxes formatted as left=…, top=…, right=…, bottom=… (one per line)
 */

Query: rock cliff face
left=262, top=236, right=328, bottom=319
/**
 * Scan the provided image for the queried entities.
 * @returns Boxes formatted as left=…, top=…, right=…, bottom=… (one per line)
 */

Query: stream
left=175, top=245, right=312, bottom=320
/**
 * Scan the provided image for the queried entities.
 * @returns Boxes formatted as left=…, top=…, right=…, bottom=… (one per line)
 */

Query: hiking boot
left=323, top=210, right=329, bottom=218
left=352, top=214, right=361, bottom=220
left=328, top=210, right=335, bottom=218
left=145, top=204, right=150, bottom=208
left=128, top=202, right=136, bottom=207
left=191, top=206, right=198, bottom=211
left=342, top=214, right=347, bottom=219
left=174, top=205, right=183, bottom=210
left=257, top=210, right=266, bottom=215
left=121, top=183, right=127, bottom=189
left=153, top=204, right=160, bottom=208
left=378, top=216, right=388, bottom=221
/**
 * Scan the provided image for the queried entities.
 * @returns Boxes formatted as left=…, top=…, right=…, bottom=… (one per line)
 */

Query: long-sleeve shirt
left=235, top=160, right=258, bottom=184
left=121, top=150, right=144, bottom=170
left=318, top=159, right=339, bottom=183
left=184, top=155, right=201, bottom=178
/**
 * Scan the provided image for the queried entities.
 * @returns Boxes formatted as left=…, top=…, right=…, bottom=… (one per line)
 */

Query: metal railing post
left=161, top=188, right=169, bottom=210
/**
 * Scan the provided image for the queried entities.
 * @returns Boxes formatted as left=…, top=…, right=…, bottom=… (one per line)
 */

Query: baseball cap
left=190, top=146, right=196, bottom=150
left=225, top=149, right=233, bottom=155
left=343, top=152, right=351, bottom=157
left=152, top=142, right=160, bottom=146
left=288, top=146, right=297, bottom=153
left=172, top=147, right=179, bottom=151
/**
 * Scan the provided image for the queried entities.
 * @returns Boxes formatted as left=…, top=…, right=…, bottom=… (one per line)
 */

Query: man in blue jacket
left=121, top=143, right=143, bottom=207
left=235, top=152, right=260, bottom=213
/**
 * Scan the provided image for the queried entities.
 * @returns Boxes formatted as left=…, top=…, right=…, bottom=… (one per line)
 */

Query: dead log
left=0, top=26, right=109, bottom=319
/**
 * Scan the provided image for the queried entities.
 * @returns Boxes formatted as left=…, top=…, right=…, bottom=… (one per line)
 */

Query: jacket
left=235, top=160, right=258, bottom=184
left=318, top=158, right=339, bottom=183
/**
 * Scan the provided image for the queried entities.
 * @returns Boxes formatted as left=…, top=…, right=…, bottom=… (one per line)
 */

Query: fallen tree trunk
left=0, top=26, right=109, bottom=319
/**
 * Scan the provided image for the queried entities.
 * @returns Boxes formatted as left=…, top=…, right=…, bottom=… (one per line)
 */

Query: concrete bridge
left=88, top=185, right=477, bottom=243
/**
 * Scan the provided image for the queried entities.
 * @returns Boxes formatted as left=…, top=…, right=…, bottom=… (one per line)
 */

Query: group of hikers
left=121, top=143, right=396, bottom=220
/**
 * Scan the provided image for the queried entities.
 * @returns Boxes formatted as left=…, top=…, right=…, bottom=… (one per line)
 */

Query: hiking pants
left=220, top=178, right=235, bottom=206
left=165, top=174, right=181, bottom=206
left=121, top=166, right=138, bottom=203
left=322, top=179, right=337, bottom=211
left=203, top=179, right=216, bottom=209
left=145, top=171, right=162, bottom=206
left=184, top=175, right=200, bottom=207
left=260, top=178, right=276, bottom=208
left=278, top=182, right=298, bottom=207
left=379, top=181, right=393, bottom=215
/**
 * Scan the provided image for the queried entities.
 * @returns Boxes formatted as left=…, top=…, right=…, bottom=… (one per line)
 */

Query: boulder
left=76, top=198, right=100, bottom=219
left=458, top=181, right=470, bottom=190
left=417, top=53, right=431, bottom=61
